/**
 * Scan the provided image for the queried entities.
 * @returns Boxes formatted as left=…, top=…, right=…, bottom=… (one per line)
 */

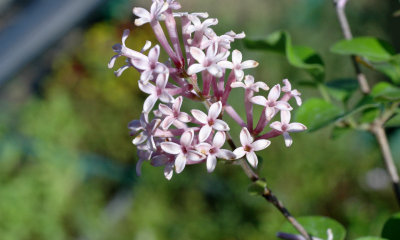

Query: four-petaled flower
left=159, top=96, right=191, bottom=130
left=133, top=1, right=169, bottom=26
left=139, top=73, right=174, bottom=113
left=160, top=129, right=205, bottom=173
left=269, top=110, right=307, bottom=147
left=218, top=50, right=259, bottom=80
left=150, top=153, right=176, bottom=180
left=131, top=45, right=168, bottom=83
left=187, top=43, right=230, bottom=78
left=282, top=79, right=302, bottom=106
left=191, top=101, right=230, bottom=142
left=233, top=127, right=271, bottom=168
left=196, top=131, right=236, bottom=173
left=250, top=84, right=292, bottom=121
left=231, top=75, right=269, bottom=92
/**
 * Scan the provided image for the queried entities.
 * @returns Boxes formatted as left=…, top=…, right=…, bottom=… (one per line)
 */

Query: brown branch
left=333, top=0, right=370, bottom=94
left=225, top=132, right=312, bottom=240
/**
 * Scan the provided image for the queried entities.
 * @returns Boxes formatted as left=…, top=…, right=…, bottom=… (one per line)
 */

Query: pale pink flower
left=233, top=127, right=271, bottom=168
left=250, top=84, right=293, bottom=121
left=282, top=79, right=302, bottom=106
left=159, top=96, right=191, bottom=130
left=196, top=131, right=236, bottom=173
left=139, top=73, right=174, bottom=113
left=231, top=75, right=269, bottom=92
left=269, top=110, right=307, bottom=147
left=186, top=43, right=230, bottom=78
left=218, top=50, right=259, bottom=80
left=160, top=129, right=205, bottom=173
left=186, top=15, right=218, bottom=35
left=153, top=0, right=181, bottom=10
left=224, top=30, right=246, bottom=39
left=133, top=1, right=169, bottom=26
left=201, top=29, right=234, bottom=50
left=131, top=45, right=168, bottom=83
left=191, top=101, right=230, bottom=142
left=131, top=113, right=161, bottom=151
left=135, top=143, right=152, bottom=176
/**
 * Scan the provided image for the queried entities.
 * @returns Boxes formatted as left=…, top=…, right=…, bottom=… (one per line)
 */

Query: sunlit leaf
left=385, top=111, right=400, bottom=127
left=244, top=30, right=325, bottom=82
left=371, top=82, right=400, bottom=102
left=280, top=216, right=346, bottom=240
left=295, top=98, right=344, bottom=132
left=331, top=37, right=395, bottom=62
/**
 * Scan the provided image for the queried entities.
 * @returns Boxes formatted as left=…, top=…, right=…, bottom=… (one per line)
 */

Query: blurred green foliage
left=1, top=0, right=400, bottom=239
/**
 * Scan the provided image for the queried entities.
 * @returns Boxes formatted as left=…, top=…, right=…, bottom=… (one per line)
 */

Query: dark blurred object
left=0, top=0, right=106, bottom=87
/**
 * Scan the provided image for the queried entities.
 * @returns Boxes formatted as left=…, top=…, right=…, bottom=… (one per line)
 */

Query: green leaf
left=340, top=95, right=380, bottom=120
left=295, top=98, right=344, bottom=132
left=325, top=79, right=359, bottom=103
left=355, top=237, right=388, bottom=240
left=385, top=111, right=400, bottom=127
left=360, top=108, right=381, bottom=123
left=373, top=56, right=400, bottom=84
left=280, top=216, right=346, bottom=240
left=382, top=212, right=400, bottom=240
left=371, top=82, right=400, bottom=102
left=247, top=178, right=267, bottom=196
left=331, top=126, right=352, bottom=139
left=244, top=30, right=325, bottom=82
left=298, top=80, right=318, bottom=88
left=331, top=37, right=395, bottom=62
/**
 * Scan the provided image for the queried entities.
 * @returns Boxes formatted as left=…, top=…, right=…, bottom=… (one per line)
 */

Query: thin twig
left=225, top=132, right=312, bottom=240
left=371, top=121, right=400, bottom=207
left=333, top=0, right=370, bottom=94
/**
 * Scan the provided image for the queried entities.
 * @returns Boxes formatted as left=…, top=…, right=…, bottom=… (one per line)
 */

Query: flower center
left=244, top=145, right=252, bottom=152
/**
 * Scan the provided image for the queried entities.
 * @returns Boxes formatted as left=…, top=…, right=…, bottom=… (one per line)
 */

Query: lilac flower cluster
left=109, top=0, right=307, bottom=180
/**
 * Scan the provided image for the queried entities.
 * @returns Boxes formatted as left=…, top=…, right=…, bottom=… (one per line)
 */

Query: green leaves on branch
left=295, top=98, right=343, bottom=132
left=247, top=178, right=267, bottom=196
left=331, top=37, right=400, bottom=84
left=381, top=212, right=400, bottom=240
left=371, top=82, right=400, bottom=102
left=325, top=79, right=359, bottom=103
left=244, top=30, right=325, bottom=82
left=279, top=216, right=346, bottom=240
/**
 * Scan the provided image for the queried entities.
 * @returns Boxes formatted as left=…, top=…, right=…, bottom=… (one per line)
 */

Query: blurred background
left=1, top=0, right=400, bottom=239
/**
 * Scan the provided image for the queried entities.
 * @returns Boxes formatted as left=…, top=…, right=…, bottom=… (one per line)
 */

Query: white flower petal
left=206, top=154, right=217, bottom=173
left=208, top=101, right=222, bottom=120
left=186, top=150, right=206, bottom=161
left=232, top=50, right=242, bottom=66
left=189, top=47, right=205, bottom=63
left=234, top=69, right=244, bottom=80
left=131, top=58, right=150, bottom=70
left=180, top=129, right=194, bottom=148
left=196, top=143, right=212, bottom=155
left=217, top=61, right=234, bottom=69
left=187, top=64, right=206, bottom=76
left=161, top=142, right=182, bottom=154
left=265, top=107, right=275, bottom=121
left=216, top=149, right=236, bottom=160
left=254, top=82, right=269, bottom=91
left=212, top=119, right=230, bottom=131
left=268, top=84, right=281, bottom=101
left=143, top=94, right=158, bottom=113
left=246, top=151, right=258, bottom=168
left=207, top=64, right=222, bottom=78
left=199, top=124, right=212, bottom=142
left=133, top=132, right=148, bottom=145
left=250, top=96, right=268, bottom=106
left=148, top=45, right=160, bottom=64
left=177, top=112, right=191, bottom=122
left=174, top=153, right=187, bottom=173
left=282, top=79, right=291, bottom=92
left=164, top=162, right=174, bottom=180
left=240, top=60, right=259, bottom=69
left=135, top=18, right=150, bottom=26
left=275, top=101, right=293, bottom=111
left=191, top=109, right=208, bottom=124
left=173, top=96, right=183, bottom=113
left=230, top=82, right=246, bottom=89
left=154, top=63, right=168, bottom=74
left=133, top=7, right=151, bottom=19
left=251, top=139, right=271, bottom=151
left=283, top=132, right=293, bottom=147
left=161, top=116, right=175, bottom=130
left=156, top=73, right=168, bottom=89
left=139, top=81, right=156, bottom=95
left=213, top=131, right=226, bottom=149
left=128, top=120, right=143, bottom=132
left=159, top=91, right=174, bottom=103
left=159, top=104, right=173, bottom=116
left=233, top=147, right=246, bottom=159
left=287, top=123, right=307, bottom=133
left=240, top=127, right=253, bottom=146
left=269, top=121, right=283, bottom=131
left=294, top=95, right=302, bottom=106
left=150, top=119, right=161, bottom=131
left=140, top=69, right=153, bottom=82
left=281, top=110, right=291, bottom=125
